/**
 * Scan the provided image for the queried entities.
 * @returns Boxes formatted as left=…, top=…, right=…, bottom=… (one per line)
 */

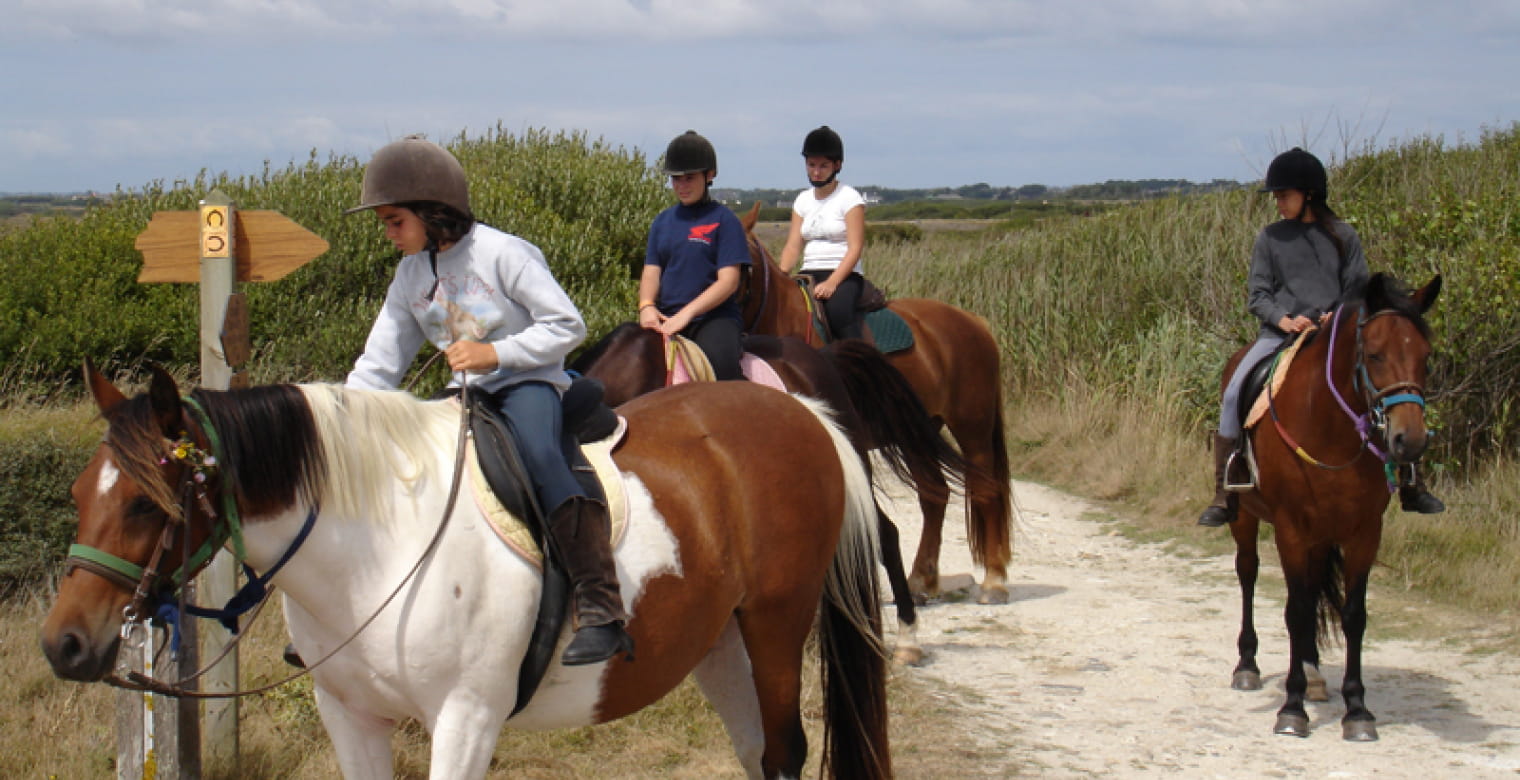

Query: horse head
left=1358, top=273, right=1442, bottom=464
left=41, top=362, right=225, bottom=682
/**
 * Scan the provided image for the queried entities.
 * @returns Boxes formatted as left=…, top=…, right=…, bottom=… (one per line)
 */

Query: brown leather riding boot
left=547, top=497, right=634, bottom=666
left=1398, top=463, right=1446, bottom=514
left=1197, top=433, right=1238, bottom=527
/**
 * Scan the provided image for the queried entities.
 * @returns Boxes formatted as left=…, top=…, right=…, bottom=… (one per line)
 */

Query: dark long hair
left=400, top=201, right=476, bottom=247
left=1305, top=198, right=1349, bottom=261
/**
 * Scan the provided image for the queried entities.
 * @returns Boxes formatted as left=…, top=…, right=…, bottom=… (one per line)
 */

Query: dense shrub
left=0, top=126, right=668, bottom=391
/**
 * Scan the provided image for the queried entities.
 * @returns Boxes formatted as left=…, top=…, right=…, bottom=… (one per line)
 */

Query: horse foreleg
left=875, top=505, right=924, bottom=665
left=693, top=619, right=766, bottom=779
left=1339, top=564, right=1379, bottom=741
left=313, top=684, right=395, bottom=779
left=428, top=699, right=512, bottom=780
left=1275, top=567, right=1320, bottom=737
left=1230, top=513, right=1262, bottom=691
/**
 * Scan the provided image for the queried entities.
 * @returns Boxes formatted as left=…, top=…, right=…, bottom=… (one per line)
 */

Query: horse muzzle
left=41, top=619, right=123, bottom=682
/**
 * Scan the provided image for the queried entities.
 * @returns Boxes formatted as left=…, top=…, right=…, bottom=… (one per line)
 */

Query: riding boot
left=1197, top=433, right=1238, bottom=527
left=548, top=497, right=635, bottom=666
left=1398, top=463, right=1446, bottom=514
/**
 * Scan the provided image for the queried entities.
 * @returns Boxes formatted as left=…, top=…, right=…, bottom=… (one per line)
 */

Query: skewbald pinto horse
left=1224, top=273, right=1441, bottom=741
left=737, top=204, right=1013, bottom=604
left=573, top=325, right=971, bottom=664
left=41, top=365, right=892, bottom=779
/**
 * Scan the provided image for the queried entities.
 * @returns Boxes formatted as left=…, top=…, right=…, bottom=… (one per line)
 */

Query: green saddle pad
left=865, top=308, right=914, bottom=354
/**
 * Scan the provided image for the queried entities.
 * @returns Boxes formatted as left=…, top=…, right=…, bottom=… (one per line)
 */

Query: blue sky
left=3, top=0, right=1517, bottom=194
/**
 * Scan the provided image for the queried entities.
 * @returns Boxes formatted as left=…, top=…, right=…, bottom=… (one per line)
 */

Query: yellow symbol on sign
left=200, top=205, right=230, bottom=258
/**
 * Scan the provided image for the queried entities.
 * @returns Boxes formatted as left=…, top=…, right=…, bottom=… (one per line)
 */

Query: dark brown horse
left=572, top=324, right=968, bottom=664
left=1224, top=273, right=1441, bottom=741
left=737, top=205, right=1013, bottom=604
left=42, top=366, right=891, bottom=778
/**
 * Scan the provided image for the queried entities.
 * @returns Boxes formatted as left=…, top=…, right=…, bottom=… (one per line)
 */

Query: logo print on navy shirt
left=686, top=223, right=719, bottom=245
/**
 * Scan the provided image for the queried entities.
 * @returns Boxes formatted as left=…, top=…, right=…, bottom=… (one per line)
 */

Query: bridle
left=1266, top=303, right=1428, bottom=486
left=66, top=382, right=475, bottom=699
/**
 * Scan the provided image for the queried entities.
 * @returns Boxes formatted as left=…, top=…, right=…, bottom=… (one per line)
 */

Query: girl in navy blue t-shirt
left=637, top=130, right=751, bottom=380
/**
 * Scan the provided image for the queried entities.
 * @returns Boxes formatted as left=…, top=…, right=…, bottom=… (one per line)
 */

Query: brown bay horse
left=738, top=205, right=1013, bottom=604
left=42, top=366, right=891, bottom=778
left=1224, top=273, right=1441, bottom=741
left=572, top=324, right=968, bottom=664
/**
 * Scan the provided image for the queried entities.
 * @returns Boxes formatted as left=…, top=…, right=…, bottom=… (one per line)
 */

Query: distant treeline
left=713, top=178, right=1246, bottom=209
left=0, top=193, right=103, bottom=220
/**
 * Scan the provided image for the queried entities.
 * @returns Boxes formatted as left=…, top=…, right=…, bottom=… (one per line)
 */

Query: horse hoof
left=1273, top=713, right=1311, bottom=737
left=910, top=592, right=930, bottom=607
left=976, top=586, right=1010, bottom=605
left=1231, top=670, right=1263, bottom=691
left=1343, top=720, right=1379, bottom=742
left=893, top=646, right=927, bottom=667
left=1307, top=680, right=1330, bottom=702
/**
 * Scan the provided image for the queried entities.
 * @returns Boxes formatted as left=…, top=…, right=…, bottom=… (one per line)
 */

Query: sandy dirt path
left=879, top=478, right=1520, bottom=778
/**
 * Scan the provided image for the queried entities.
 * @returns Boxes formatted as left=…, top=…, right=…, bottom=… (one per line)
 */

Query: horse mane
left=104, top=384, right=325, bottom=521
left=297, top=385, right=459, bottom=522
left=1357, top=272, right=1432, bottom=338
left=569, top=322, right=644, bottom=374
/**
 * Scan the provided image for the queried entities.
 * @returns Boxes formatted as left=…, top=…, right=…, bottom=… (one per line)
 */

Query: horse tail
left=965, top=385, right=1013, bottom=568
left=822, top=339, right=968, bottom=503
left=1314, top=546, right=1347, bottom=649
left=794, top=394, right=893, bottom=779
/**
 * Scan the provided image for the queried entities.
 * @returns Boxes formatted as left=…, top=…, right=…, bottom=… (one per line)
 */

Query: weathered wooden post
left=128, top=189, right=328, bottom=778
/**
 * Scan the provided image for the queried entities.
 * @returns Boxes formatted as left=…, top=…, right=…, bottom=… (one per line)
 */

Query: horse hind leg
left=693, top=619, right=767, bottom=778
left=908, top=469, right=949, bottom=603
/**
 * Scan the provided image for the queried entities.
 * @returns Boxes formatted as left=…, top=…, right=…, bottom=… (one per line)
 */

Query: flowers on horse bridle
left=163, top=433, right=217, bottom=484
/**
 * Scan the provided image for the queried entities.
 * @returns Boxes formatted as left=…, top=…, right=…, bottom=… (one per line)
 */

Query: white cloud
left=11, top=0, right=1515, bottom=45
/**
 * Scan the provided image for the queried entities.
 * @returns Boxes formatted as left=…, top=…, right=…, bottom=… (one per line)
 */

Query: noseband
left=65, top=396, right=240, bottom=627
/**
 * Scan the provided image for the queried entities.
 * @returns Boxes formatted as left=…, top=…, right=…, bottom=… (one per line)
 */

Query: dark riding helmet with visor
left=1259, top=147, right=1328, bottom=201
left=662, top=130, right=718, bottom=176
left=801, top=125, right=844, bottom=162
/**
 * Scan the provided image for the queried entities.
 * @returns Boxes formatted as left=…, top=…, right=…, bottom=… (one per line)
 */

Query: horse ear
left=146, top=362, right=184, bottom=436
left=740, top=201, right=760, bottom=231
left=84, top=358, right=128, bottom=417
left=1412, top=275, right=1443, bottom=314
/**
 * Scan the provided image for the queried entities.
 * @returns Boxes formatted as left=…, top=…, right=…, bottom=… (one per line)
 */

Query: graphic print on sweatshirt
left=417, top=273, right=505, bottom=346
left=686, top=223, right=719, bottom=245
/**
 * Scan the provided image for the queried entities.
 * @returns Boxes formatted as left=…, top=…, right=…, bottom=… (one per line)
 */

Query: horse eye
left=126, top=496, right=162, bottom=521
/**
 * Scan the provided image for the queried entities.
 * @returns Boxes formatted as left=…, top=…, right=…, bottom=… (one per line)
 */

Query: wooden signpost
left=124, top=189, right=327, bottom=778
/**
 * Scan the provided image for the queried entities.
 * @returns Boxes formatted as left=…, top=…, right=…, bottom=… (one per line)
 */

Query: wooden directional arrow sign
left=135, top=210, right=329, bottom=283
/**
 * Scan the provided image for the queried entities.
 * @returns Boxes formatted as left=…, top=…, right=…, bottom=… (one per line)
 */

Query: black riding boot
left=1197, top=433, right=1238, bottom=527
left=1398, top=463, right=1446, bottom=514
left=548, top=497, right=635, bottom=666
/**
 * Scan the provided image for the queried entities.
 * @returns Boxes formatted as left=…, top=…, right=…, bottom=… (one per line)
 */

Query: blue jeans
left=493, top=381, right=582, bottom=513
left=1218, top=333, right=1285, bottom=439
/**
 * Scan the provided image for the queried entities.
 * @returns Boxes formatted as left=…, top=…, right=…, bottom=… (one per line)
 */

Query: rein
left=1265, top=304, right=1425, bottom=489
left=86, top=374, right=476, bottom=699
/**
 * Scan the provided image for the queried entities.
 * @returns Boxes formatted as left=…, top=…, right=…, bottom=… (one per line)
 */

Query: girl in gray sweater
left=1198, top=147, right=1443, bottom=526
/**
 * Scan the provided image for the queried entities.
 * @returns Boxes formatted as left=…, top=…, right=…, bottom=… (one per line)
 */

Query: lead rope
left=109, top=367, right=476, bottom=699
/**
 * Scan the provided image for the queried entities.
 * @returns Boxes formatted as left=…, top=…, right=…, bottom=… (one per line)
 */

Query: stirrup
left=1223, top=441, right=1257, bottom=493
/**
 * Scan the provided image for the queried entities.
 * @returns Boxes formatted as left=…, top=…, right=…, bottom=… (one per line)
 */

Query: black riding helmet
left=663, top=131, right=718, bottom=175
left=1259, top=147, right=1328, bottom=200
left=801, top=125, right=844, bottom=162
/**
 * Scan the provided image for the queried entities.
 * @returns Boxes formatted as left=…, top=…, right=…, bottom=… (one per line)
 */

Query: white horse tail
left=790, top=394, right=893, bottom=779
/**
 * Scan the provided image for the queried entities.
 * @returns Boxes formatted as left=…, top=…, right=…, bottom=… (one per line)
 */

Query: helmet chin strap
left=810, top=172, right=838, bottom=188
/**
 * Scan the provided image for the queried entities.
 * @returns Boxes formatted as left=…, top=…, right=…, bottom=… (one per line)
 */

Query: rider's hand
left=657, top=310, right=692, bottom=336
left=813, top=281, right=837, bottom=300
left=444, top=341, right=498, bottom=372
left=1278, top=314, right=1314, bottom=334
left=639, top=306, right=664, bottom=331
